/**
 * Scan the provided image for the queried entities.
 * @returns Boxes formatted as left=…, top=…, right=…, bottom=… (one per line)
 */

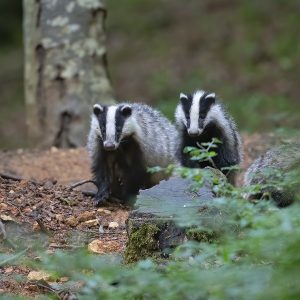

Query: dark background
left=1, top=0, right=299, bottom=148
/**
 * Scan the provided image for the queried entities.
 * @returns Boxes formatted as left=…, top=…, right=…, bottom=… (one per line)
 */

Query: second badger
left=175, top=90, right=242, bottom=183
left=88, top=103, right=178, bottom=205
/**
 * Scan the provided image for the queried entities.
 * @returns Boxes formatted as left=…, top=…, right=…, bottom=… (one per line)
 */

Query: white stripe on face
left=189, top=91, right=204, bottom=132
left=106, top=106, right=118, bottom=142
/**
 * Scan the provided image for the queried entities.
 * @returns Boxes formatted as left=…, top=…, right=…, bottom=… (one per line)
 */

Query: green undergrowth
left=2, top=140, right=300, bottom=299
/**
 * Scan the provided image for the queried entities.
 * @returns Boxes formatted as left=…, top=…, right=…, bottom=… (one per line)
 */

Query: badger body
left=175, top=90, right=242, bottom=183
left=87, top=103, right=178, bottom=205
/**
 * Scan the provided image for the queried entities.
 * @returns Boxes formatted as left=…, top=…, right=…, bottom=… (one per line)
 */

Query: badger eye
left=200, top=113, right=206, bottom=119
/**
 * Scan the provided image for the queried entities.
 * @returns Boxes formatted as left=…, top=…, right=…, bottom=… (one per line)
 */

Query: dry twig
left=69, top=179, right=96, bottom=189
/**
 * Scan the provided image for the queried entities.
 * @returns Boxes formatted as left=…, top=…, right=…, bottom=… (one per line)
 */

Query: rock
left=55, top=214, right=64, bottom=222
left=125, top=171, right=226, bottom=263
left=244, top=143, right=300, bottom=207
left=27, top=271, right=53, bottom=281
left=32, top=221, right=41, bottom=231
left=82, top=219, right=99, bottom=227
left=0, top=214, right=15, bottom=221
left=108, top=221, right=119, bottom=229
left=5, top=267, right=14, bottom=274
left=65, top=216, right=78, bottom=227
left=88, top=239, right=121, bottom=254
left=44, top=180, right=54, bottom=189
left=97, top=208, right=111, bottom=215
left=0, top=203, right=8, bottom=211
left=77, top=211, right=96, bottom=223
left=23, top=207, right=32, bottom=214
left=60, top=277, right=69, bottom=283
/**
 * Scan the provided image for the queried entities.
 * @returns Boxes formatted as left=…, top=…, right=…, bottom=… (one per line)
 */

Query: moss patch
left=124, top=223, right=160, bottom=264
left=186, top=228, right=218, bottom=243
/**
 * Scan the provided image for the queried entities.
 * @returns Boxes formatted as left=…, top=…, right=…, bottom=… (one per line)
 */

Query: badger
left=87, top=102, right=178, bottom=205
left=175, top=90, right=242, bottom=183
left=244, top=143, right=300, bottom=207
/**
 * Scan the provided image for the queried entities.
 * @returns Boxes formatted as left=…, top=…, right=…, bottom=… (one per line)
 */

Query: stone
left=125, top=170, right=226, bottom=263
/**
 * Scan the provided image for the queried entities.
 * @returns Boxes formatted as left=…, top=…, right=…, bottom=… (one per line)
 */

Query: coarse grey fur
left=175, top=90, right=243, bottom=184
left=87, top=102, right=178, bottom=205
left=244, top=143, right=300, bottom=207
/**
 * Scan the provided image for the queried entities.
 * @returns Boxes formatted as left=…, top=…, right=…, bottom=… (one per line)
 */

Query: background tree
left=23, top=0, right=114, bottom=148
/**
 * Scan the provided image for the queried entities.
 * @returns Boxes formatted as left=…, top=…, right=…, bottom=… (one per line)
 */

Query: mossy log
left=125, top=169, right=226, bottom=263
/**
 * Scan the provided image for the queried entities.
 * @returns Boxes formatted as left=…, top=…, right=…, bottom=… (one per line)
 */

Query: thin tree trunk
left=23, top=0, right=114, bottom=148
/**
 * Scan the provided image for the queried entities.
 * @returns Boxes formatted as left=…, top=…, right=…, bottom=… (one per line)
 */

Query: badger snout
left=103, top=141, right=118, bottom=151
left=187, top=128, right=202, bottom=137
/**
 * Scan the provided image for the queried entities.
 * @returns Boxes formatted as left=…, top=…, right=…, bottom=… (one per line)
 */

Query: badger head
left=92, top=104, right=133, bottom=151
left=175, top=90, right=216, bottom=137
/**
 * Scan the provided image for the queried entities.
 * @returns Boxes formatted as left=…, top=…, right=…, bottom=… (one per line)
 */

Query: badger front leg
left=94, top=175, right=109, bottom=206
left=92, top=153, right=110, bottom=206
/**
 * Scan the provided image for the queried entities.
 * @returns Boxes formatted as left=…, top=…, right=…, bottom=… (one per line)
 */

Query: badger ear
left=205, top=93, right=216, bottom=105
left=180, top=93, right=188, bottom=101
left=121, top=105, right=132, bottom=117
left=93, top=104, right=104, bottom=115
left=179, top=93, right=189, bottom=105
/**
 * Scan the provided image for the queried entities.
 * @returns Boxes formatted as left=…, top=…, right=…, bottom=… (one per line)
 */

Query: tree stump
left=125, top=169, right=227, bottom=263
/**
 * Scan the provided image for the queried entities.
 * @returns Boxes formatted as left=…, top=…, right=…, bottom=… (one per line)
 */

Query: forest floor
left=0, top=133, right=278, bottom=298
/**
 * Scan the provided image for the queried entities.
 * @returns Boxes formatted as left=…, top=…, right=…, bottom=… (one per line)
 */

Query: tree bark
left=23, top=0, right=114, bottom=148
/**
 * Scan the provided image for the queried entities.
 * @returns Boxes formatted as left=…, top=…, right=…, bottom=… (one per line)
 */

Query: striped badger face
left=93, top=104, right=133, bottom=151
left=176, top=90, right=216, bottom=137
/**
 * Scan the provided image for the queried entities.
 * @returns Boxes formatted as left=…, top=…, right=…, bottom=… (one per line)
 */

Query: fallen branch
left=0, top=172, right=41, bottom=185
left=70, top=179, right=97, bottom=189
left=0, top=172, right=24, bottom=181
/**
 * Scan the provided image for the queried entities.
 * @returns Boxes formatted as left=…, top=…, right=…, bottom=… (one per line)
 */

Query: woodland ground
left=0, top=133, right=279, bottom=298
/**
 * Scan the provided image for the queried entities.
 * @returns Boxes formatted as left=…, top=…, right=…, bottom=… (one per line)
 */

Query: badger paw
left=94, top=188, right=109, bottom=206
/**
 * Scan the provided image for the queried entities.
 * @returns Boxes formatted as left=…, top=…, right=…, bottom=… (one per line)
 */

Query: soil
left=0, top=133, right=274, bottom=298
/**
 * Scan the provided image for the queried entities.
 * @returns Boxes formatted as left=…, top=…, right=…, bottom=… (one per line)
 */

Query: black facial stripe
left=199, top=92, right=214, bottom=119
left=181, top=94, right=193, bottom=127
left=96, top=106, right=108, bottom=140
left=115, top=107, right=128, bottom=142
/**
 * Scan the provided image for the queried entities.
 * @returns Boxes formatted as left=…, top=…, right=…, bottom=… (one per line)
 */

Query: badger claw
left=94, top=188, right=109, bottom=206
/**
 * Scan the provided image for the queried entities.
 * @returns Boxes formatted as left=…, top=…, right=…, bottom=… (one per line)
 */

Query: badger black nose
left=188, top=129, right=201, bottom=137
left=103, top=141, right=117, bottom=151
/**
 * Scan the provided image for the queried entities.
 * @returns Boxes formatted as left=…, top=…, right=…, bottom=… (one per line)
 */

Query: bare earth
left=0, top=133, right=273, bottom=297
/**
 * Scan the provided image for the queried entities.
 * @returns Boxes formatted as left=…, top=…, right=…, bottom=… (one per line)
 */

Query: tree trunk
left=23, top=0, right=114, bottom=148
